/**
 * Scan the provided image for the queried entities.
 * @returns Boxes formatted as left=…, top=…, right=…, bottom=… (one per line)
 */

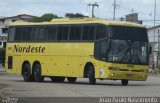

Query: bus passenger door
left=95, top=40, right=108, bottom=78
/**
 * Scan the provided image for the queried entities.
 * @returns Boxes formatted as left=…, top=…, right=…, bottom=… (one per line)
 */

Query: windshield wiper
left=116, top=47, right=130, bottom=57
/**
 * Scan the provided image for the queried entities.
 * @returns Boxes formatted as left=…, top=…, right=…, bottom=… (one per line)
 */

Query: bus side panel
left=65, top=56, right=80, bottom=77
left=13, top=56, right=21, bottom=75
left=99, top=61, right=110, bottom=78
left=44, top=56, right=55, bottom=76
left=49, top=43, right=74, bottom=77
left=74, top=43, right=101, bottom=78
left=5, top=43, right=21, bottom=74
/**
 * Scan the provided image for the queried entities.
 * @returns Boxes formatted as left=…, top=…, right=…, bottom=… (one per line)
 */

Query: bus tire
left=33, top=63, right=44, bottom=82
left=51, top=77, right=65, bottom=82
left=22, top=63, right=33, bottom=82
left=67, top=77, right=77, bottom=83
left=121, top=79, right=128, bottom=86
left=88, top=65, right=96, bottom=84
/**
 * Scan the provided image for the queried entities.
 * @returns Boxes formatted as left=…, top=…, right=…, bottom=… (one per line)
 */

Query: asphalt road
left=0, top=71, right=160, bottom=97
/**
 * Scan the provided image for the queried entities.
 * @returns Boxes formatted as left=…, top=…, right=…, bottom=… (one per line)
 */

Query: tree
left=65, top=13, right=88, bottom=18
left=31, top=13, right=59, bottom=22
left=41, top=13, right=59, bottom=21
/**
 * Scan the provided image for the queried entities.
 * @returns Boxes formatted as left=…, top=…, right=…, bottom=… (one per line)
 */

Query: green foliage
left=0, top=48, right=6, bottom=65
left=65, top=13, right=88, bottom=18
left=31, top=13, right=59, bottom=22
left=30, top=17, right=42, bottom=22
left=41, top=13, right=59, bottom=21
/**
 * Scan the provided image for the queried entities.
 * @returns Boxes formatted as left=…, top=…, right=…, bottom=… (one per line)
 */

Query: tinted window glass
left=33, top=27, right=46, bottom=41
left=14, top=27, right=22, bottom=41
left=57, top=26, right=69, bottom=40
left=82, top=25, right=95, bottom=40
left=100, top=40, right=108, bottom=60
left=96, top=25, right=108, bottom=40
left=110, top=26, right=148, bottom=42
left=69, top=26, right=82, bottom=40
left=94, top=39, right=109, bottom=61
left=94, top=41, right=100, bottom=59
left=21, top=27, right=34, bottom=41
left=46, top=26, right=57, bottom=40
left=8, top=27, right=15, bottom=41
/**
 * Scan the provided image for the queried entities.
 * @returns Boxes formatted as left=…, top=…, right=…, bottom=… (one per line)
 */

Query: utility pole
left=153, top=0, right=157, bottom=68
left=154, top=0, right=156, bottom=43
left=113, top=0, right=119, bottom=20
left=158, top=29, right=160, bottom=69
left=113, top=0, right=116, bottom=20
left=88, top=2, right=99, bottom=18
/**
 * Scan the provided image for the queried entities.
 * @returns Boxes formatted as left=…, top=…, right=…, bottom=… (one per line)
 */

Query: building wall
left=4, top=19, right=13, bottom=25
left=148, top=26, right=160, bottom=68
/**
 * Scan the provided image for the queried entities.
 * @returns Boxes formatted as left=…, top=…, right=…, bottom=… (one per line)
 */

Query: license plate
left=126, top=74, right=133, bottom=77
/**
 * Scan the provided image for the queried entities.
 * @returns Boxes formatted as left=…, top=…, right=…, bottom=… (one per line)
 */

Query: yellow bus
left=5, top=18, right=149, bottom=86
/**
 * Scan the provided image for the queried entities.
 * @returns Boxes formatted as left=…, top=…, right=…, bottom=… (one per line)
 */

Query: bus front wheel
left=67, top=77, right=77, bottom=83
left=88, top=65, right=96, bottom=84
left=121, top=79, right=129, bottom=86
left=22, top=64, right=33, bottom=82
left=33, top=64, right=44, bottom=82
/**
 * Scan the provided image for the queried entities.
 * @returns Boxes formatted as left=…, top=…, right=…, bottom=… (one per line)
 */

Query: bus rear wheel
left=22, top=64, right=33, bottom=82
left=121, top=79, right=129, bottom=86
left=67, top=77, right=77, bottom=83
left=88, top=65, right=96, bottom=84
left=51, top=77, right=65, bottom=82
left=33, top=64, right=44, bottom=82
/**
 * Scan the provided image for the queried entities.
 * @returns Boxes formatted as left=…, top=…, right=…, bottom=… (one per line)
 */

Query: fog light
left=111, top=73, right=114, bottom=76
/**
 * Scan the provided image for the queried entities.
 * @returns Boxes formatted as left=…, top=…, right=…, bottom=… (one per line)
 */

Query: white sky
left=0, top=0, right=160, bottom=26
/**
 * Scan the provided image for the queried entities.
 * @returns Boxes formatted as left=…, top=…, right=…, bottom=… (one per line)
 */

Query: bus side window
left=82, top=25, right=95, bottom=41
left=96, top=25, right=108, bottom=40
left=15, top=27, right=22, bottom=41
left=69, top=26, right=82, bottom=40
left=57, top=26, right=69, bottom=40
left=100, top=40, right=108, bottom=61
left=33, top=26, right=46, bottom=41
left=46, top=26, right=57, bottom=41
left=21, top=27, right=34, bottom=41
left=94, top=41, right=100, bottom=60
left=94, top=40, right=108, bottom=61
left=8, top=27, right=16, bottom=41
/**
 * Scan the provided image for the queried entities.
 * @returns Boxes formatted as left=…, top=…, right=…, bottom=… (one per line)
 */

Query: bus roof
left=9, top=18, right=145, bottom=28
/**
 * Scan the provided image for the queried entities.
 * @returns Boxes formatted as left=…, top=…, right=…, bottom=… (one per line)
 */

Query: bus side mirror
left=149, top=46, right=152, bottom=54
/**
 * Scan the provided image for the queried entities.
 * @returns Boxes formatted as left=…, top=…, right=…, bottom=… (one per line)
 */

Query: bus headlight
left=108, top=67, right=120, bottom=71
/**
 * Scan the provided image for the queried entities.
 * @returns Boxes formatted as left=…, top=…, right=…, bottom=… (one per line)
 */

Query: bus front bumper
left=106, top=71, right=148, bottom=81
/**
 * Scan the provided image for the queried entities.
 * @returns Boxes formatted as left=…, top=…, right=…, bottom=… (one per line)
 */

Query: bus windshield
left=110, top=26, right=148, bottom=42
left=107, top=40, right=148, bottom=65
left=107, top=26, right=149, bottom=65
